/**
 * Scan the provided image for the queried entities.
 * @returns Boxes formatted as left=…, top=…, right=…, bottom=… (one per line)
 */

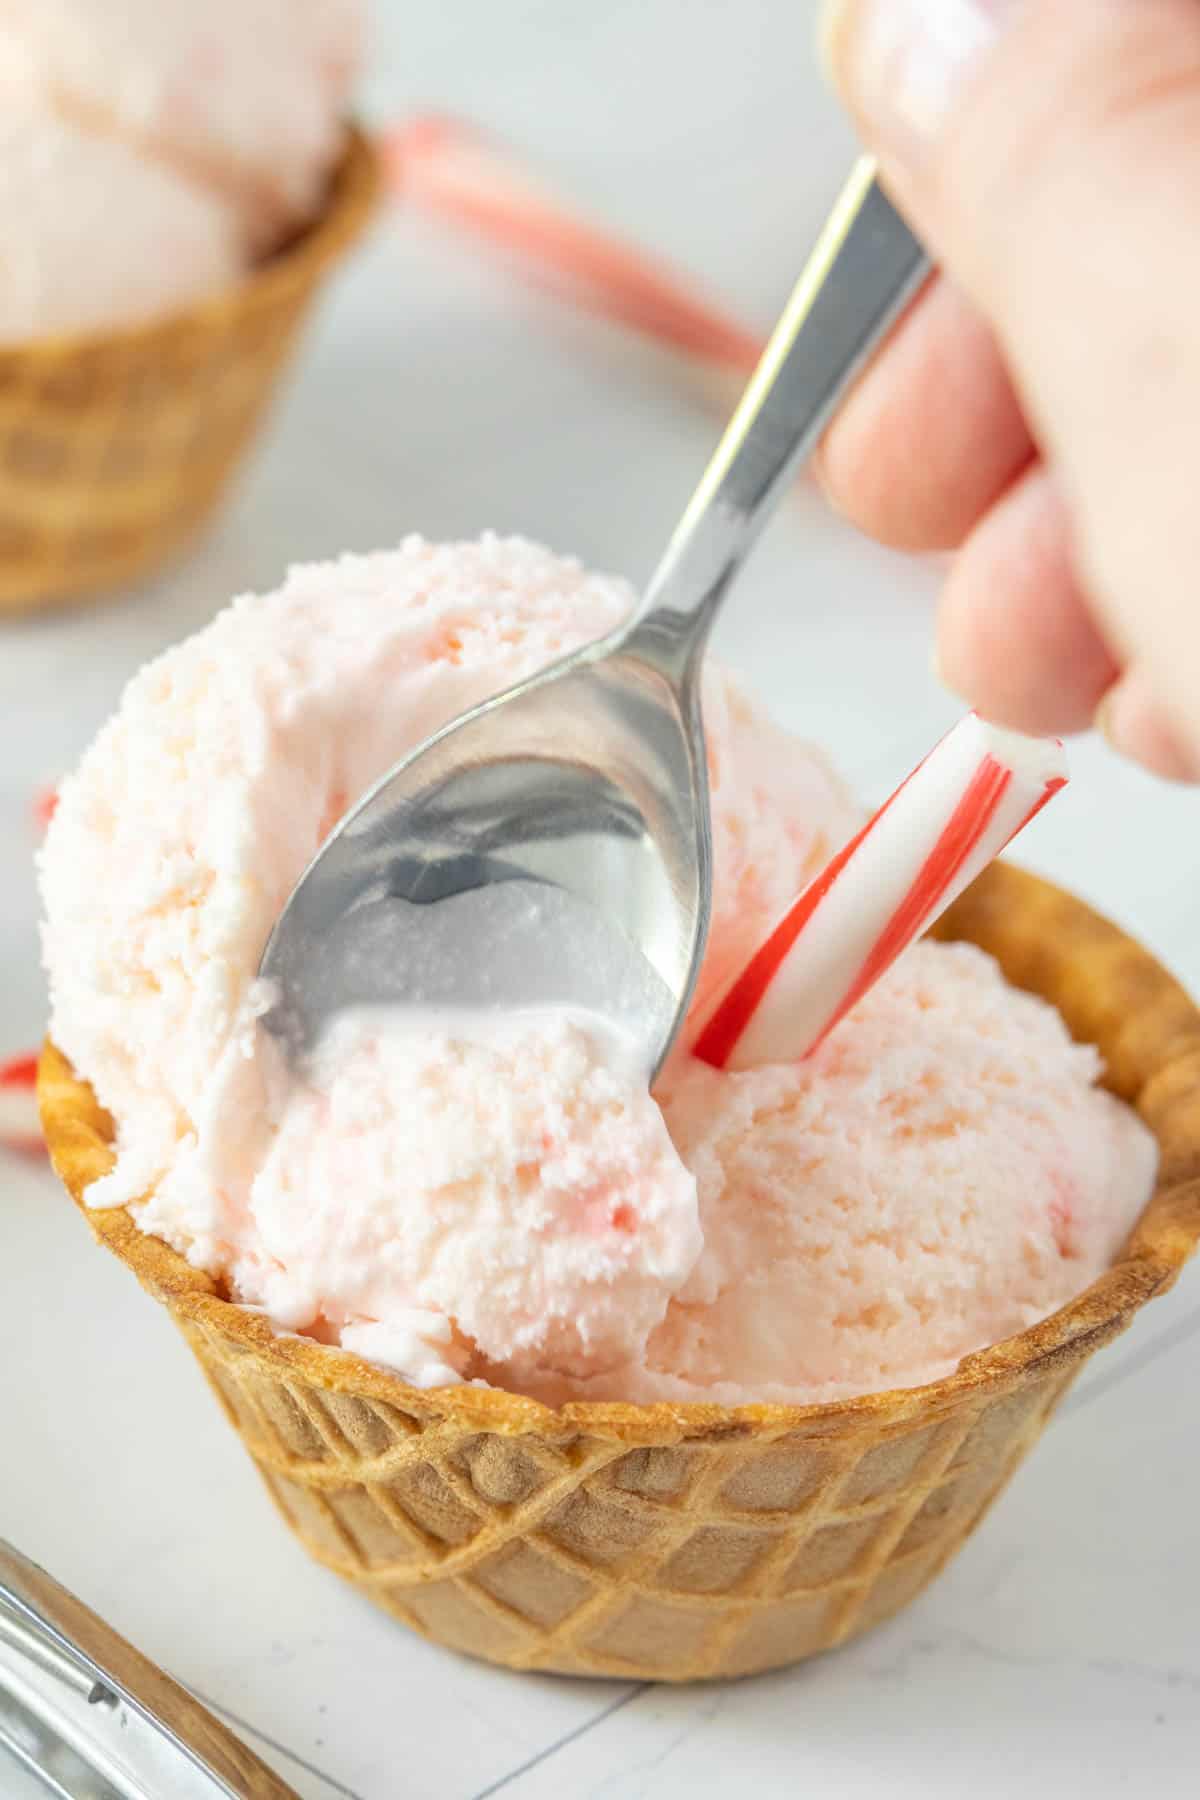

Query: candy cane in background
left=1, top=1054, right=43, bottom=1157
left=693, top=717, right=1068, bottom=1072
left=0, top=785, right=59, bottom=1155
left=385, top=114, right=763, bottom=380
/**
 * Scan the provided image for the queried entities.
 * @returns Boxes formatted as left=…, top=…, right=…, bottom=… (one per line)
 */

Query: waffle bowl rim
left=38, top=862, right=1200, bottom=1450
left=0, top=119, right=381, bottom=368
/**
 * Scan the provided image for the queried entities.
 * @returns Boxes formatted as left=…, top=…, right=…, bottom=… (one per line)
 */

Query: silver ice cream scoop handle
left=0, top=1539, right=300, bottom=1800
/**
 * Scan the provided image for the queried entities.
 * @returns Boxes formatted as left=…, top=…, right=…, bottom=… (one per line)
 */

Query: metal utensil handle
left=634, top=158, right=929, bottom=664
left=0, top=1541, right=300, bottom=1800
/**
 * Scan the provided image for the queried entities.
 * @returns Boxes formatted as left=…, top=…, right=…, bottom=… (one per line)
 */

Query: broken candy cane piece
left=692, top=716, right=1067, bottom=1070
left=1, top=1052, right=44, bottom=1156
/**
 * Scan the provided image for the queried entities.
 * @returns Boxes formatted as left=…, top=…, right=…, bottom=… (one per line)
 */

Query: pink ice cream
left=0, top=104, right=242, bottom=343
left=254, top=1010, right=701, bottom=1390
left=0, top=0, right=362, bottom=340
left=40, top=535, right=1156, bottom=1404
left=635, top=941, right=1157, bottom=1404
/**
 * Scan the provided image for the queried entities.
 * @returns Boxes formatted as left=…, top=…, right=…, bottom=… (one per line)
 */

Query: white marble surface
left=2, top=4, right=1199, bottom=1795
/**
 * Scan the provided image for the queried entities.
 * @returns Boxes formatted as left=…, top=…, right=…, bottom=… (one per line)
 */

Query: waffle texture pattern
left=0, top=127, right=377, bottom=614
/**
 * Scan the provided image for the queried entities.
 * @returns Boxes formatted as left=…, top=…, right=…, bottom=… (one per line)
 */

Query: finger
left=1097, top=667, right=1200, bottom=783
left=823, top=0, right=1200, bottom=769
left=816, top=273, right=1034, bottom=551
left=936, top=462, right=1120, bottom=735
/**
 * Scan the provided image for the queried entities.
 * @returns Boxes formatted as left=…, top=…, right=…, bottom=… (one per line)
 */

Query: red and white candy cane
left=1, top=1052, right=43, bottom=1156
left=385, top=114, right=763, bottom=378
left=692, top=716, right=1067, bottom=1071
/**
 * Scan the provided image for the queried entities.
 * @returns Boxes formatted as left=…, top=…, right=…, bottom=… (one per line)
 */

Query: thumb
left=823, top=0, right=1200, bottom=765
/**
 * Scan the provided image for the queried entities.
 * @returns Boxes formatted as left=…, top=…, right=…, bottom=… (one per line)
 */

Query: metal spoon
left=260, top=159, right=929, bottom=1077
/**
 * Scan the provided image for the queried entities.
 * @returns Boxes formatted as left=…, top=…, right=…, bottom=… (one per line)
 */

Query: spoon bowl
left=259, top=625, right=707, bottom=1071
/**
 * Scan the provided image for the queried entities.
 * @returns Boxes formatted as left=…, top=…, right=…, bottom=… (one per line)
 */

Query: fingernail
left=1095, top=677, right=1200, bottom=784
left=822, top=0, right=1004, bottom=161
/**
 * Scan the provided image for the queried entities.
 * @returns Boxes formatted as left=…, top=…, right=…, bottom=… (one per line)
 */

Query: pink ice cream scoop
left=39, top=535, right=1156, bottom=1404
left=251, top=1010, right=702, bottom=1390
left=0, top=101, right=243, bottom=343
left=0, top=0, right=363, bottom=340
left=633, top=940, right=1157, bottom=1405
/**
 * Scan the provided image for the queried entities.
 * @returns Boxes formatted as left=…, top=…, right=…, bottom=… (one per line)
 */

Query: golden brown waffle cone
left=0, top=126, right=379, bottom=616
left=39, top=865, right=1200, bottom=1681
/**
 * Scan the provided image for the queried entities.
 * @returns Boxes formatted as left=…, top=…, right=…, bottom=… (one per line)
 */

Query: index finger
left=815, top=273, right=1034, bottom=551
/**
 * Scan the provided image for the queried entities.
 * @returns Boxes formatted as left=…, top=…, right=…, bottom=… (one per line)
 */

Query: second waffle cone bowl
left=39, top=864, right=1200, bottom=1682
left=0, top=125, right=379, bottom=616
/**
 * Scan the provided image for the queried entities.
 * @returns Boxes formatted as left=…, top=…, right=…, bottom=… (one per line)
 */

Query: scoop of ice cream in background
left=0, top=101, right=243, bottom=343
left=0, top=0, right=363, bottom=340
left=39, top=534, right=1156, bottom=1404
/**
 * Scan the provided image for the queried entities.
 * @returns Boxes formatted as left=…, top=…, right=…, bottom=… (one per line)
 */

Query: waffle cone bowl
left=38, top=864, right=1200, bottom=1681
left=0, top=125, right=379, bottom=616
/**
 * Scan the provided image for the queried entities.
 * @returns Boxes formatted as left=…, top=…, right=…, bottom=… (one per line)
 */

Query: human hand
left=818, top=0, right=1200, bottom=780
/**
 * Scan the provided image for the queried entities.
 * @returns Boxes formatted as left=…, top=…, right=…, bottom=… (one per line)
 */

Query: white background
left=2, top=4, right=1199, bottom=1795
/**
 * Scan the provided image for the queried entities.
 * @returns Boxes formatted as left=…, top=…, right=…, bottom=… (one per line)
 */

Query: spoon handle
left=0, top=1538, right=301, bottom=1798
left=633, top=158, right=929, bottom=666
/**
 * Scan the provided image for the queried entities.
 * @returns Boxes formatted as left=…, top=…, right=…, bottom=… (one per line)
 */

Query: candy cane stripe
left=692, top=717, right=1067, bottom=1071
left=802, top=755, right=1012, bottom=1059
left=1, top=1051, right=44, bottom=1156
